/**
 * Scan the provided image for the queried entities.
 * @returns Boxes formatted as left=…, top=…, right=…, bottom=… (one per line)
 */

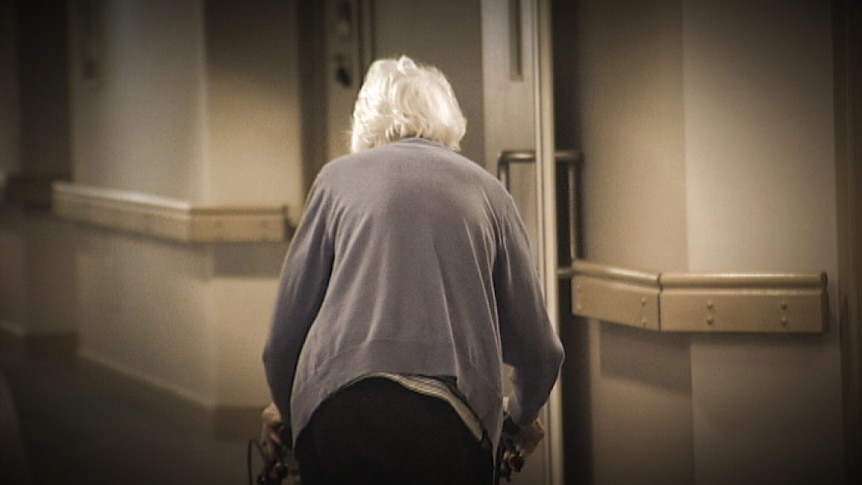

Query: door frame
left=533, top=0, right=565, bottom=484
left=834, top=0, right=862, bottom=482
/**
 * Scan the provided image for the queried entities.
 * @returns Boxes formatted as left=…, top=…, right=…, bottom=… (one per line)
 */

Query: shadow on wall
left=599, top=323, right=691, bottom=392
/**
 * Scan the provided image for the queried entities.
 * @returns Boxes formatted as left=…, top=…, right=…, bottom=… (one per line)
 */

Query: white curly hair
left=350, top=55, right=467, bottom=153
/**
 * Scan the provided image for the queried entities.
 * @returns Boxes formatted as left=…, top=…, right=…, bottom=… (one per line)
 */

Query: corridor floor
left=0, top=340, right=263, bottom=485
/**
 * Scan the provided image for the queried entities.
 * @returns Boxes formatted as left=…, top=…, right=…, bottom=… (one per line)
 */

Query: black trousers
left=294, top=377, right=494, bottom=485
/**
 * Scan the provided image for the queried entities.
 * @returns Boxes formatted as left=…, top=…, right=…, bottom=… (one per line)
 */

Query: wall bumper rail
left=52, top=182, right=293, bottom=243
left=567, top=259, right=828, bottom=333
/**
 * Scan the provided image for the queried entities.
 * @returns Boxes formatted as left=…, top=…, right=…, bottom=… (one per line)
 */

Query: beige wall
left=683, top=1, right=842, bottom=483
left=64, top=0, right=299, bottom=412
left=371, top=0, right=485, bottom=166
left=557, top=0, right=844, bottom=482
left=2, top=0, right=849, bottom=477
left=202, top=0, right=304, bottom=207
left=573, top=0, right=694, bottom=481
left=68, top=0, right=207, bottom=200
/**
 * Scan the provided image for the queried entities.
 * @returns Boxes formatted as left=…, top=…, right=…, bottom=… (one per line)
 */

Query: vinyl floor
left=0, top=342, right=262, bottom=485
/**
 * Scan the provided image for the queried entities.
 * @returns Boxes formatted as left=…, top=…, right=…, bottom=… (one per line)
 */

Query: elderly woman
left=262, top=55, right=563, bottom=485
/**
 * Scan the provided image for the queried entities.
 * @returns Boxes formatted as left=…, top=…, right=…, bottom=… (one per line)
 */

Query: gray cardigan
left=263, top=137, right=564, bottom=450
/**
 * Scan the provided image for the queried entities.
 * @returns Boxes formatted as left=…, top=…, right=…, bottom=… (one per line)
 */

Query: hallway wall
left=556, top=0, right=844, bottom=483
left=683, top=1, right=842, bottom=483
left=61, top=0, right=300, bottom=417
left=1, top=0, right=77, bottom=343
left=68, top=0, right=207, bottom=200
left=3, top=0, right=849, bottom=478
left=557, top=0, right=694, bottom=483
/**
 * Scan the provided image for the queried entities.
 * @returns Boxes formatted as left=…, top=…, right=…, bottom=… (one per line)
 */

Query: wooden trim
left=52, top=182, right=292, bottom=243
left=569, top=259, right=828, bottom=333
left=571, top=261, right=661, bottom=331
left=660, top=272, right=827, bottom=333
